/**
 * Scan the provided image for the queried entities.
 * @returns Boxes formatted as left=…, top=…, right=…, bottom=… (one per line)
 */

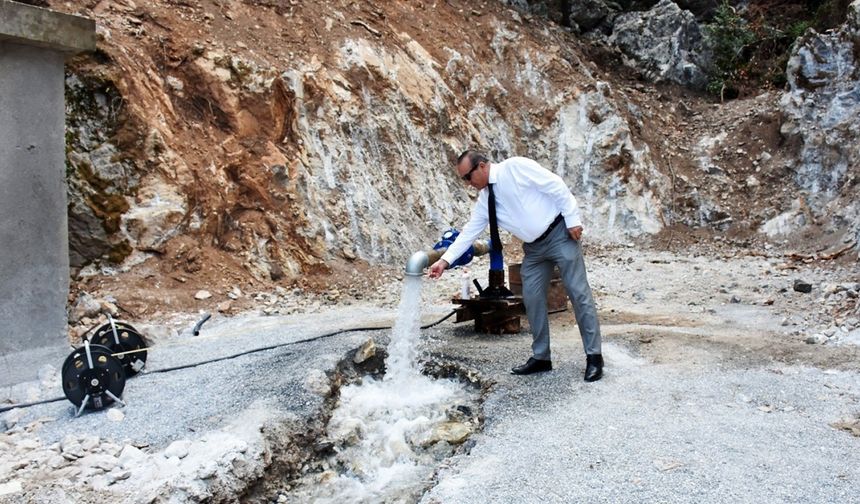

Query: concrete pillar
left=0, top=1, right=95, bottom=385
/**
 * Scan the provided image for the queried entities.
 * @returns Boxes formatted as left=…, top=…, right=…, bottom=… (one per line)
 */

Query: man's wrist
left=563, top=217, right=583, bottom=229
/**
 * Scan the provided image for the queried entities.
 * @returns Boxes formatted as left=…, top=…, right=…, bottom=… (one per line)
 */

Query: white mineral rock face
left=554, top=83, right=666, bottom=238
left=776, top=0, right=860, bottom=241
left=279, top=31, right=668, bottom=263
left=68, top=8, right=687, bottom=273
left=761, top=198, right=808, bottom=237
left=122, top=175, right=187, bottom=252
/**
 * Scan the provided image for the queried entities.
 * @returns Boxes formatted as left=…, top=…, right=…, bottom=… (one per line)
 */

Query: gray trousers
left=521, top=222, right=602, bottom=360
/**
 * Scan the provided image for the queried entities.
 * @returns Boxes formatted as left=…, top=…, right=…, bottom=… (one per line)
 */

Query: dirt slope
left=40, top=0, right=856, bottom=331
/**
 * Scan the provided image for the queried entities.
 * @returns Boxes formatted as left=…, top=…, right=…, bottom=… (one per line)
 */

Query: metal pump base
left=451, top=264, right=568, bottom=334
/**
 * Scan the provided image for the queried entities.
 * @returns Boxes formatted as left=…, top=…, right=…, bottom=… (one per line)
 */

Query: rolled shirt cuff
left=563, top=214, right=582, bottom=229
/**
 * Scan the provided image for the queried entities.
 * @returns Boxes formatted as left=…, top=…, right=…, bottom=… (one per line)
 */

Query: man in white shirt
left=428, top=150, right=603, bottom=381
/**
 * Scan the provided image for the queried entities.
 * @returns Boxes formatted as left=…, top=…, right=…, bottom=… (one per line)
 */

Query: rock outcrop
left=0, top=405, right=281, bottom=503
left=607, top=0, right=711, bottom=89
left=774, top=0, right=860, bottom=244
left=56, top=0, right=858, bottom=287
left=63, top=2, right=671, bottom=281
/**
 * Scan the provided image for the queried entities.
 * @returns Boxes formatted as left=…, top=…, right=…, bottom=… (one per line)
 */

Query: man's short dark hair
left=457, top=150, right=489, bottom=170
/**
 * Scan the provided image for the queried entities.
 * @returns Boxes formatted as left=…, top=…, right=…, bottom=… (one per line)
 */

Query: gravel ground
left=3, top=306, right=402, bottom=448
left=0, top=247, right=857, bottom=502
left=422, top=339, right=860, bottom=503
left=419, top=247, right=860, bottom=503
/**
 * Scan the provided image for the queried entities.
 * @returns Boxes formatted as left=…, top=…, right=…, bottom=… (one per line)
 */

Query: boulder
left=77, top=453, right=119, bottom=473
left=303, top=369, right=331, bottom=397
left=0, top=481, right=22, bottom=497
left=122, top=175, right=187, bottom=253
left=607, top=0, right=711, bottom=89
left=502, top=0, right=616, bottom=31
left=674, top=0, right=720, bottom=19
left=778, top=0, right=860, bottom=240
left=568, top=0, right=615, bottom=32
left=69, top=293, right=102, bottom=324
left=805, top=333, right=827, bottom=344
left=117, top=444, right=146, bottom=469
left=67, top=196, right=114, bottom=268
left=793, top=280, right=813, bottom=293
left=428, top=421, right=473, bottom=445
left=164, top=440, right=191, bottom=460
left=79, top=435, right=100, bottom=452
left=352, top=338, right=377, bottom=364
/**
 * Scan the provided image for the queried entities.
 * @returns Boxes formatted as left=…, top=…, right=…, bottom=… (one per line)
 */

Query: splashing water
left=287, top=276, right=474, bottom=503
left=384, top=276, right=424, bottom=381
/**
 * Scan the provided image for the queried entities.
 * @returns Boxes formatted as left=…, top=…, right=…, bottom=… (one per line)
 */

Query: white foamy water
left=287, top=276, right=473, bottom=503
left=384, top=276, right=424, bottom=381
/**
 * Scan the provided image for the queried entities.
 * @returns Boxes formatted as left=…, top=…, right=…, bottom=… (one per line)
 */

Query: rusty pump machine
left=406, top=229, right=530, bottom=334
left=448, top=229, right=526, bottom=334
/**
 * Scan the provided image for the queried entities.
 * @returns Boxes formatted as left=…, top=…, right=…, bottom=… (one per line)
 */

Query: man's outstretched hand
left=428, top=259, right=449, bottom=279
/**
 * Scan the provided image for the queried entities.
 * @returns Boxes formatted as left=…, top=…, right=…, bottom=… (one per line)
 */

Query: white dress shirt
left=440, top=157, right=583, bottom=265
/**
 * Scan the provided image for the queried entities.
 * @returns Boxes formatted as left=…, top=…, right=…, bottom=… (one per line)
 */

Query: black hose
left=145, top=324, right=391, bottom=375
left=420, top=309, right=458, bottom=328
left=192, top=313, right=211, bottom=336
left=0, top=309, right=459, bottom=414
left=0, top=396, right=66, bottom=412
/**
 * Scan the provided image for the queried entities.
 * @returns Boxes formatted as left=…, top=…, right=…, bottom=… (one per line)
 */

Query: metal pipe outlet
left=404, top=249, right=444, bottom=277
left=404, top=240, right=491, bottom=277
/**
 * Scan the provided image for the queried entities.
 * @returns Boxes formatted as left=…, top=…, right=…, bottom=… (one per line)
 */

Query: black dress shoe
left=584, top=354, right=603, bottom=382
left=511, top=357, right=552, bottom=375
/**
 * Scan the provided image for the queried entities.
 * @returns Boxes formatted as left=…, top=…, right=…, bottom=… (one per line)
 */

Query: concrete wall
left=0, top=42, right=70, bottom=355
left=0, top=1, right=94, bottom=385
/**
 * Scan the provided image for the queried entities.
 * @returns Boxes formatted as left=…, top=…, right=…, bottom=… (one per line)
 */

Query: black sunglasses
left=461, top=161, right=481, bottom=181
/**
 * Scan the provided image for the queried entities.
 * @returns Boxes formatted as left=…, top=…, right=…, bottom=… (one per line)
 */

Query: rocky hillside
left=37, top=0, right=859, bottom=320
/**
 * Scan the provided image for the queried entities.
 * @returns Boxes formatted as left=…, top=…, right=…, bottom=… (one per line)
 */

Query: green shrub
left=786, top=20, right=811, bottom=39
left=704, top=1, right=757, bottom=98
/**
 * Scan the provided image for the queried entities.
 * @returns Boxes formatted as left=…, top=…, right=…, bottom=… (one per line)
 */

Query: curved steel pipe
left=405, top=249, right=444, bottom=277
left=404, top=240, right=491, bottom=277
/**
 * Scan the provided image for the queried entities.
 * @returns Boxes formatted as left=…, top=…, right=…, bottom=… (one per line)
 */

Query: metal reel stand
left=61, top=317, right=149, bottom=416
left=61, top=341, right=127, bottom=417
left=89, top=318, right=148, bottom=377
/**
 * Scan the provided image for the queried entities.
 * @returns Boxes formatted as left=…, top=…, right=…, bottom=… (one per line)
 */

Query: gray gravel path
left=416, top=247, right=860, bottom=503
left=422, top=339, right=859, bottom=503
left=1, top=249, right=857, bottom=503
left=4, top=307, right=398, bottom=449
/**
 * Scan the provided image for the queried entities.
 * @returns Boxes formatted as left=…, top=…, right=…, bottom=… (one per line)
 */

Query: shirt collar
left=487, top=162, right=498, bottom=184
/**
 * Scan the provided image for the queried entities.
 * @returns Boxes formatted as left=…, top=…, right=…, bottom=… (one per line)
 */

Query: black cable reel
left=61, top=341, right=126, bottom=417
left=89, top=318, right=148, bottom=377
left=61, top=317, right=149, bottom=416
left=7, top=310, right=459, bottom=417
